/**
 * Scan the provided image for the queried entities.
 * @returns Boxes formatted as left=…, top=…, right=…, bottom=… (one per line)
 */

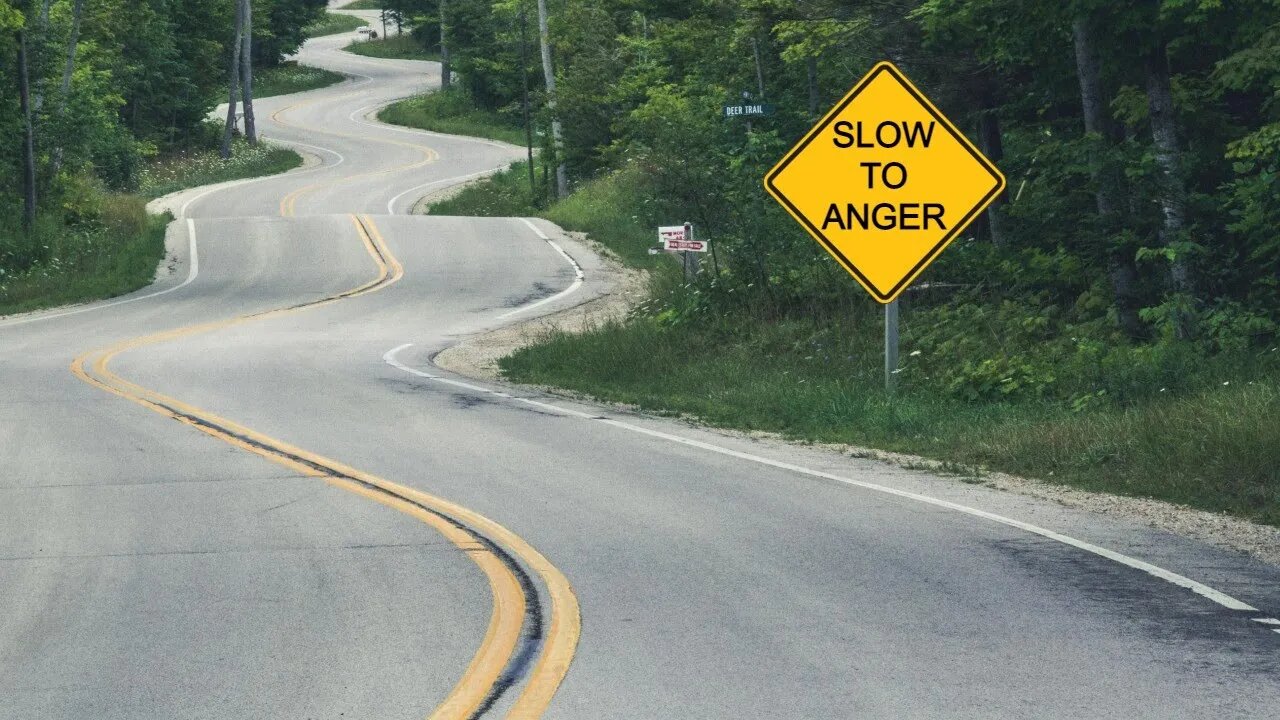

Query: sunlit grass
left=344, top=34, right=438, bottom=61
left=380, top=88, right=526, bottom=146
left=255, top=64, right=346, bottom=99
left=306, top=11, right=364, bottom=37
left=137, top=139, right=301, bottom=199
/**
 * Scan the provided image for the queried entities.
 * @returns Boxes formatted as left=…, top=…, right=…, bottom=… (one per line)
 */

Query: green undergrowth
left=0, top=200, right=169, bottom=316
left=339, top=0, right=381, bottom=9
left=379, top=88, right=526, bottom=146
left=2, top=138, right=302, bottom=317
left=255, top=64, right=347, bottom=98
left=345, top=33, right=439, bottom=61
left=502, top=313, right=1280, bottom=525
left=137, top=138, right=302, bottom=199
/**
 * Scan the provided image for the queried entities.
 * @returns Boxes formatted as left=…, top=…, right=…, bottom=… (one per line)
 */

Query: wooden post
left=885, top=300, right=899, bottom=393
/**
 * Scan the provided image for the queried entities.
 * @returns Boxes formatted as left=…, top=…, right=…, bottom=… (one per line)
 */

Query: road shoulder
left=433, top=220, right=1280, bottom=570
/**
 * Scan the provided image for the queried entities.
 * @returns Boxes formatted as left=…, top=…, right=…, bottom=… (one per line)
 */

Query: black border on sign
left=763, top=61, right=1007, bottom=304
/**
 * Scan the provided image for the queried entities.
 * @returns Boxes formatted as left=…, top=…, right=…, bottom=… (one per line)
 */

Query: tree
left=535, top=0, right=566, bottom=198
left=48, top=0, right=85, bottom=174
left=440, top=0, right=451, bottom=90
left=221, top=0, right=244, bottom=159
left=1072, top=11, right=1144, bottom=338
left=17, top=25, right=36, bottom=227
left=240, top=0, right=257, bottom=145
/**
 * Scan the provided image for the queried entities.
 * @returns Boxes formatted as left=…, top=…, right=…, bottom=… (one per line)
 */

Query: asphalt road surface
left=3, top=7, right=1280, bottom=719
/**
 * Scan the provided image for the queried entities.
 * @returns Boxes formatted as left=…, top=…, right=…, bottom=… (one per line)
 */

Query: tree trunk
left=750, top=36, right=766, bottom=99
left=520, top=0, right=536, bottom=198
left=1145, top=33, right=1195, bottom=337
left=806, top=56, right=818, bottom=116
left=1072, top=15, right=1143, bottom=338
left=439, top=0, right=451, bottom=90
left=239, top=0, right=256, bottom=145
left=17, top=31, right=38, bottom=228
left=49, top=0, right=86, bottom=175
left=977, top=96, right=1007, bottom=247
left=536, top=0, right=567, bottom=199
left=32, top=0, right=55, bottom=113
left=221, top=0, right=244, bottom=159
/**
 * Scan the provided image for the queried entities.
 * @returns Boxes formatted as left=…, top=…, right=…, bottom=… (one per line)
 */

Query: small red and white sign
left=665, top=238, right=708, bottom=252
left=658, top=225, right=709, bottom=252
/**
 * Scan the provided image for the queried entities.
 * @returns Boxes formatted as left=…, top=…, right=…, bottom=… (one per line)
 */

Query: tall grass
left=255, top=64, right=346, bottom=99
left=0, top=200, right=168, bottom=316
left=137, top=139, right=301, bottom=199
left=502, top=316, right=1280, bottom=525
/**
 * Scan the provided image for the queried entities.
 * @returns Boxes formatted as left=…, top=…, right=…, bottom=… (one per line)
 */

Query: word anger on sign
left=764, top=61, right=1006, bottom=303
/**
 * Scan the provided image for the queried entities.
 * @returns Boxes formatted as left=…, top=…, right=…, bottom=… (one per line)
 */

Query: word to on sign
left=658, top=225, right=708, bottom=252
left=763, top=61, right=1005, bottom=303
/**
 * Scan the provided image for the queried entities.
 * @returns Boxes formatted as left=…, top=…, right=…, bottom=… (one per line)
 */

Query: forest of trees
left=387, top=0, right=1280, bottom=373
left=0, top=0, right=325, bottom=264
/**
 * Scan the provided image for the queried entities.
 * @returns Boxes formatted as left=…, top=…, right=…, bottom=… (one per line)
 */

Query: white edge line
left=382, top=341, right=1257, bottom=614
left=0, top=220, right=200, bottom=330
left=495, top=218, right=585, bottom=320
left=385, top=166, right=506, bottom=215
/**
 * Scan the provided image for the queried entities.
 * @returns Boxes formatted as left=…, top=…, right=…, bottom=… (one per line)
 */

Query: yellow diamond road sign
left=764, top=61, right=1006, bottom=304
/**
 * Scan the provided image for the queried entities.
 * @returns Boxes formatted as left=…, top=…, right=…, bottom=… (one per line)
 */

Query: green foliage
left=0, top=196, right=167, bottom=316
left=429, top=161, right=540, bottom=216
left=254, top=63, right=347, bottom=98
left=256, top=0, right=329, bottom=66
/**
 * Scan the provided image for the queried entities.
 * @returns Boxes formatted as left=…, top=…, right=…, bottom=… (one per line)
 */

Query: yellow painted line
left=69, top=214, right=579, bottom=718
left=268, top=92, right=441, bottom=217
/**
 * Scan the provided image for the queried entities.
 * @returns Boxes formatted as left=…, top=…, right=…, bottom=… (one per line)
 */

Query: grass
left=0, top=201, right=169, bottom=316
left=345, top=33, right=439, bottom=61
left=502, top=313, right=1280, bottom=526
left=339, top=0, right=382, bottom=8
left=305, top=11, right=365, bottom=37
left=379, top=88, right=526, bottom=145
left=137, top=138, right=302, bottom=199
left=255, top=63, right=347, bottom=99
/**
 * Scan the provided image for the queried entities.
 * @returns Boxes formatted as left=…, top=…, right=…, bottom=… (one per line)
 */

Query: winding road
left=3, top=5, right=1280, bottom=718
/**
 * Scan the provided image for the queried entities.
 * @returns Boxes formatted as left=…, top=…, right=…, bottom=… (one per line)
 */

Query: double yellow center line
left=70, top=215, right=579, bottom=718
left=269, top=98, right=440, bottom=217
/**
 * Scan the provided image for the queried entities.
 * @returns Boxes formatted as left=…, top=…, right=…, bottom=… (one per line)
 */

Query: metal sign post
left=884, top=300, right=899, bottom=393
